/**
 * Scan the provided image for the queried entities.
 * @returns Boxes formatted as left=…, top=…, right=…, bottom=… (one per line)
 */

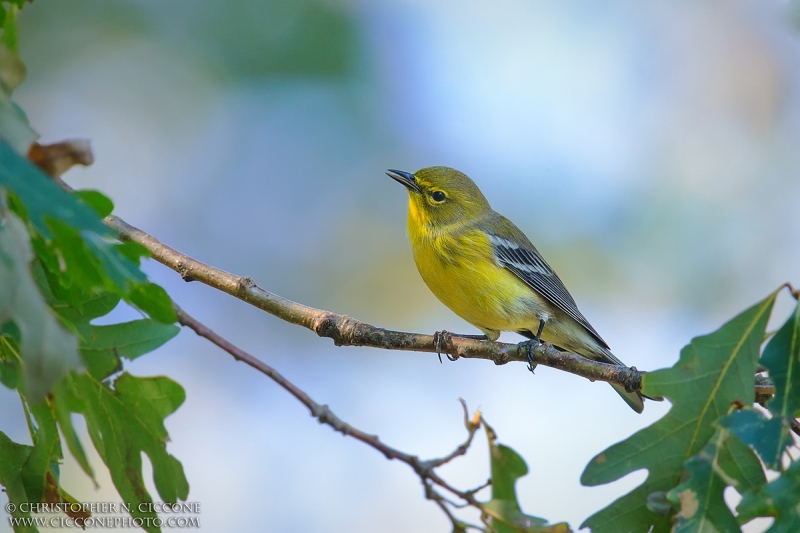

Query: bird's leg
left=433, top=331, right=488, bottom=363
left=524, top=319, right=546, bottom=373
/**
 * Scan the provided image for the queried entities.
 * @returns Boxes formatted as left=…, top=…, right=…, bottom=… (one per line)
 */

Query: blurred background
left=2, top=0, right=800, bottom=531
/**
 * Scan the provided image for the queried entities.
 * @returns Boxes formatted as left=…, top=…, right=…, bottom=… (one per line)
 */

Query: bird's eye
left=431, top=191, right=446, bottom=202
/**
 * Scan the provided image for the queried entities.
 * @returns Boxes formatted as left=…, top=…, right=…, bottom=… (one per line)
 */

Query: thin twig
left=755, top=374, right=776, bottom=406
left=464, top=479, right=492, bottom=497
left=175, top=305, right=488, bottom=518
left=175, top=305, right=416, bottom=463
left=423, top=399, right=481, bottom=470
left=785, top=282, right=799, bottom=301
left=425, top=483, right=482, bottom=532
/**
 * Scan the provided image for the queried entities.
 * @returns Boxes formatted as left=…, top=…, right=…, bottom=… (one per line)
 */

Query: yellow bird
left=387, top=166, right=648, bottom=413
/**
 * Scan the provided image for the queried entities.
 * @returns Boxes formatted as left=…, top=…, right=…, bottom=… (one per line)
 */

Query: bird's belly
left=413, top=245, right=548, bottom=333
left=409, top=229, right=609, bottom=360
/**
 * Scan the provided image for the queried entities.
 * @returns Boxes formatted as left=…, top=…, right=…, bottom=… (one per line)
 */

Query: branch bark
left=102, top=213, right=647, bottom=392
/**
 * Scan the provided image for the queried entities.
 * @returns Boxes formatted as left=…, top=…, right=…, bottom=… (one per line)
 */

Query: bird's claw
left=523, top=339, right=541, bottom=374
left=433, top=330, right=458, bottom=363
left=523, top=319, right=546, bottom=374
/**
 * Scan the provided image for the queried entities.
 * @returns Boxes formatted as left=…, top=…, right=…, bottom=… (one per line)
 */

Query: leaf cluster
left=581, top=289, right=800, bottom=532
left=1, top=10, right=188, bottom=532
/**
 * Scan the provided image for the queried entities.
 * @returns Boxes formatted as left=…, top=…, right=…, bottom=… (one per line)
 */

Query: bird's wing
left=487, top=230, right=609, bottom=349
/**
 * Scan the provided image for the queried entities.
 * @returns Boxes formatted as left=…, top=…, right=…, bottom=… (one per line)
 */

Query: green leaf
left=667, top=428, right=765, bottom=532
left=41, top=217, right=170, bottom=326
left=718, top=429, right=768, bottom=492
left=82, top=231, right=146, bottom=288
left=56, top=372, right=189, bottom=533
left=39, top=285, right=175, bottom=381
left=52, top=378, right=94, bottom=481
left=0, top=45, right=36, bottom=153
left=738, top=458, right=800, bottom=532
left=129, top=282, right=176, bottom=324
left=72, top=189, right=114, bottom=218
left=0, top=0, right=37, bottom=64
left=29, top=237, right=63, bottom=295
left=759, top=302, right=800, bottom=462
left=27, top=274, right=178, bottom=489
left=581, top=292, right=777, bottom=533
left=31, top=253, right=120, bottom=337
left=481, top=421, right=572, bottom=533
left=115, top=240, right=152, bottom=264
left=2, top=3, right=20, bottom=52
left=0, top=322, right=22, bottom=389
left=1, top=141, right=174, bottom=327
left=717, top=408, right=784, bottom=469
left=50, top=292, right=121, bottom=324
left=0, top=210, right=82, bottom=402
left=46, top=219, right=106, bottom=291
left=79, top=319, right=179, bottom=380
left=716, top=302, right=799, bottom=470
left=0, top=430, right=37, bottom=533
left=0, top=140, right=108, bottom=235
left=20, top=401, right=61, bottom=504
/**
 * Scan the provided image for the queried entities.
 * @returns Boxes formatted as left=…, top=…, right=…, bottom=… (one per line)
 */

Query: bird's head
left=386, top=166, right=491, bottom=228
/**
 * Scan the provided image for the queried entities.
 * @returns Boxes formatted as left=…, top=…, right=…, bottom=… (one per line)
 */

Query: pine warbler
left=387, top=166, right=648, bottom=413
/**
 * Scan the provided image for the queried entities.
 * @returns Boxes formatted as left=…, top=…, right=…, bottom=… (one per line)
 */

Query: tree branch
left=37, top=140, right=774, bottom=400
left=175, top=304, right=489, bottom=530
left=101, top=213, right=647, bottom=391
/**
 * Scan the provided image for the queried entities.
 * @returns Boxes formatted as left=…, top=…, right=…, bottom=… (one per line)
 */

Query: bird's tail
left=597, top=348, right=661, bottom=414
left=609, top=383, right=645, bottom=414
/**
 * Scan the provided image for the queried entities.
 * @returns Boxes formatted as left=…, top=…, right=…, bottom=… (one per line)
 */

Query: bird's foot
left=433, top=330, right=458, bottom=363
left=523, top=319, right=547, bottom=374
left=433, top=331, right=488, bottom=363
left=522, top=339, right=541, bottom=374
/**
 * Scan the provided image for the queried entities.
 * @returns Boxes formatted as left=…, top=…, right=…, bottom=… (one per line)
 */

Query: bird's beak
left=386, top=169, right=421, bottom=193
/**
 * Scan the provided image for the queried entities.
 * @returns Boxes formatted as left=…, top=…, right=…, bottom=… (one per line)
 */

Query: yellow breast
left=407, top=218, right=542, bottom=333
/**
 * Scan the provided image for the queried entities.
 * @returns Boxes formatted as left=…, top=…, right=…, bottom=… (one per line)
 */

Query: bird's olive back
left=409, top=167, right=492, bottom=228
